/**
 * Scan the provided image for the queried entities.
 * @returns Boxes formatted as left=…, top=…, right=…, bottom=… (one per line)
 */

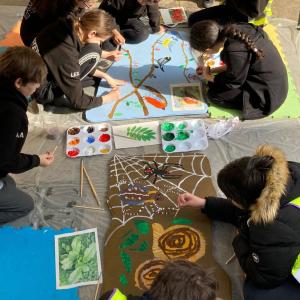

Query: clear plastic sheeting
left=1, top=5, right=300, bottom=299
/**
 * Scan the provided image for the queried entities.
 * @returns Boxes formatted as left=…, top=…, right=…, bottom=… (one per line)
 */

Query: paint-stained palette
left=161, top=119, right=208, bottom=153
left=66, top=123, right=112, bottom=158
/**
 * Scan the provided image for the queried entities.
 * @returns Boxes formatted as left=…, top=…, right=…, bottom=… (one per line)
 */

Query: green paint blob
left=120, top=233, right=139, bottom=249
left=177, top=123, right=187, bottom=130
left=134, top=220, right=150, bottom=235
left=172, top=218, right=193, bottom=225
left=162, top=132, right=175, bottom=141
left=120, top=251, right=132, bottom=273
left=120, top=274, right=128, bottom=286
left=161, top=122, right=175, bottom=131
left=176, top=131, right=190, bottom=140
left=165, top=144, right=176, bottom=152
left=129, top=240, right=149, bottom=252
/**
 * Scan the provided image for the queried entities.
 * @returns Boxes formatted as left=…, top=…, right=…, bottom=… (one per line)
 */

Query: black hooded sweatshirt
left=211, top=23, right=288, bottom=120
left=99, top=0, right=160, bottom=33
left=31, top=17, right=103, bottom=110
left=203, top=161, right=300, bottom=288
left=0, top=81, right=40, bottom=178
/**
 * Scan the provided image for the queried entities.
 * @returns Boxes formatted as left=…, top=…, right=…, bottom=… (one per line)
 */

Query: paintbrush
left=225, top=253, right=236, bottom=265
left=83, top=166, right=101, bottom=207
left=80, top=159, right=84, bottom=198
left=93, top=277, right=102, bottom=300
left=72, top=205, right=101, bottom=211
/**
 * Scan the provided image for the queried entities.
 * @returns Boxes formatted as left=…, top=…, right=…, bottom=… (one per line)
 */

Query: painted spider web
left=106, top=153, right=213, bottom=245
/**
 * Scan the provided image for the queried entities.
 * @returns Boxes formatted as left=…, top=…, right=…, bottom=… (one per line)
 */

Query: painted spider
left=142, top=161, right=183, bottom=184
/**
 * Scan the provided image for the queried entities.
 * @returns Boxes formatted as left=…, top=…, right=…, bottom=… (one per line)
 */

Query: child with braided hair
left=190, top=21, right=288, bottom=120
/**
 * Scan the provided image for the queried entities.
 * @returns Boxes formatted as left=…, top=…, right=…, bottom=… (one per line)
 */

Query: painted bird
left=155, top=56, right=171, bottom=72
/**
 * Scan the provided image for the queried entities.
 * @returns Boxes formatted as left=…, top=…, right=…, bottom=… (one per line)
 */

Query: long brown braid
left=190, top=20, right=264, bottom=59
left=220, top=25, right=264, bottom=59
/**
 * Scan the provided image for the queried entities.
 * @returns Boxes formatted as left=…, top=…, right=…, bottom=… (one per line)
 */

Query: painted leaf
left=120, top=251, right=132, bottom=273
left=61, top=257, right=74, bottom=271
left=119, top=274, right=128, bottom=286
left=71, top=237, right=82, bottom=253
left=126, top=126, right=156, bottom=141
left=130, top=240, right=149, bottom=252
left=134, top=220, right=150, bottom=235
left=68, top=268, right=83, bottom=283
left=172, top=218, right=193, bottom=225
left=120, top=233, right=139, bottom=249
left=83, top=242, right=96, bottom=263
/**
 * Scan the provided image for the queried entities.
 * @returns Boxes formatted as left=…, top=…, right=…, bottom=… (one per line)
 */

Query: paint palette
left=160, top=119, right=208, bottom=153
left=66, top=123, right=112, bottom=158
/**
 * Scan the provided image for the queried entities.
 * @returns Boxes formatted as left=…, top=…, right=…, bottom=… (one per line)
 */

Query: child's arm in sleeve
left=147, top=4, right=161, bottom=33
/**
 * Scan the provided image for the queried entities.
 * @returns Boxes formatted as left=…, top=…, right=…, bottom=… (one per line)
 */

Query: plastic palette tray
left=66, top=123, right=112, bottom=158
left=160, top=119, right=208, bottom=153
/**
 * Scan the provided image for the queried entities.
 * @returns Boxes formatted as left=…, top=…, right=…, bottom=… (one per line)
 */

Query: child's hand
left=102, top=87, right=120, bottom=104
left=105, top=50, right=122, bottom=62
left=202, top=66, right=214, bottom=82
left=177, top=192, right=206, bottom=208
left=39, top=152, right=54, bottom=167
left=196, top=66, right=204, bottom=75
left=159, top=25, right=166, bottom=34
left=113, top=31, right=125, bottom=45
left=106, top=77, right=127, bottom=88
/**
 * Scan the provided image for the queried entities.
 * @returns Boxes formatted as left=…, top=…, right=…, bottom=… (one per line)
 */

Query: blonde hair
left=0, top=46, right=47, bottom=84
left=73, top=9, right=115, bottom=39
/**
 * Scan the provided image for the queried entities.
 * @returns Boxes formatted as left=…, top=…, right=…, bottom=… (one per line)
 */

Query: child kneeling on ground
left=178, top=145, right=300, bottom=300
left=0, top=47, right=54, bottom=224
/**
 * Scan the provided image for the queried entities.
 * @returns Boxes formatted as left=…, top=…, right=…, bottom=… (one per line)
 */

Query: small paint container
left=66, top=123, right=113, bottom=158
left=161, top=119, right=208, bottom=153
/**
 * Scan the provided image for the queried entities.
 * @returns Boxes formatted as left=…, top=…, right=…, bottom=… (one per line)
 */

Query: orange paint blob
left=144, top=96, right=167, bottom=109
left=68, top=138, right=80, bottom=146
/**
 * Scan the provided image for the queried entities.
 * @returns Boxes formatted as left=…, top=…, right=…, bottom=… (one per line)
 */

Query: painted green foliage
left=126, top=126, right=156, bottom=141
left=172, top=218, right=193, bottom=225
left=58, top=233, right=99, bottom=286
left=118, top=221, right=150, bottom=286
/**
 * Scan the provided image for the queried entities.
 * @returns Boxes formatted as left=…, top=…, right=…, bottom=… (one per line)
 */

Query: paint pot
left=178, top=142, right=192, bottom=151
left=99, top=134, right=111, bottom=142
left=193, top=128, right=206, bottom=138
left=176, top=131, right=190, bottom=140
left=162, top=132, right=175, bottom=141
left=84, top=146, right=95, bottom=155
left=177, top=122, right=188, bottom=130
left=191, top=119, right=203, bottom=129
left=86, top=126, right=95, bottom=133
left=68, top=127, right=80, bottom=135
left=68, top=138, right=80, bottom=146
left=164, top=144, right=176, bottom=152
left=46, top=127, right=60, bottom=140
left=100, top=145, right=111, bottom=154
left=86, top=136, right=95, bottom=144
left=67, top=147, right=80, bottom=157
left=99, top=123, right=110, bottom=132
left=161, top=122, right=175, bottom=132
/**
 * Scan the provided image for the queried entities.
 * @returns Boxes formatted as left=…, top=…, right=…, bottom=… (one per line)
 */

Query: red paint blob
left=99, top=134, right=111, bottom=142
left=67, top=148, right=80, bottom=157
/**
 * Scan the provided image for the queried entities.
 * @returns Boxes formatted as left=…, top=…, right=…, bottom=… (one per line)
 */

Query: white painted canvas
left=112, top=121, right=160, bottom=149
left=55, top=228, right=102, bottom=289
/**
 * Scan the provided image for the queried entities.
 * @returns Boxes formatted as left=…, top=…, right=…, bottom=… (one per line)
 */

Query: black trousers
left=102, top=18, right=149, bottom=51
left=0, top=175, right=34, bottom=224
left=188, top=4, right=248, bottom=27
left=244, top=278, right=300, bottom=300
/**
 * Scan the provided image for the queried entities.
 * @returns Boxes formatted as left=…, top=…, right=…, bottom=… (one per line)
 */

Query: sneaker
left=203, top=0, right=214, bottom=8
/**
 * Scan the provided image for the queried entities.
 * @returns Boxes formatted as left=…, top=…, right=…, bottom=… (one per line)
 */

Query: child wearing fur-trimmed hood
left=178, top=145, right=300, bottom=299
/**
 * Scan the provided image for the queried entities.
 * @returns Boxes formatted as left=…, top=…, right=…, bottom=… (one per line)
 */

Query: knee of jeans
left=24, top=196, right=34, bottom=213
left=135, top=30, right=149, bottom=43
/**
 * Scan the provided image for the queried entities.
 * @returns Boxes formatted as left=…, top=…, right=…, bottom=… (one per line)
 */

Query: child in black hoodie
left=190, top=21, right=287, bottom=120
left=189, top=0, right=271, bottom=27
left=32, top=9, right=124, bottom=110
left=178, top=145, right=300, bottom=300
left=99, top=0, right=164, bottom=48
left=100, top=260, right=217, bottom=300
left=0, top=47, right=54, bottom=224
